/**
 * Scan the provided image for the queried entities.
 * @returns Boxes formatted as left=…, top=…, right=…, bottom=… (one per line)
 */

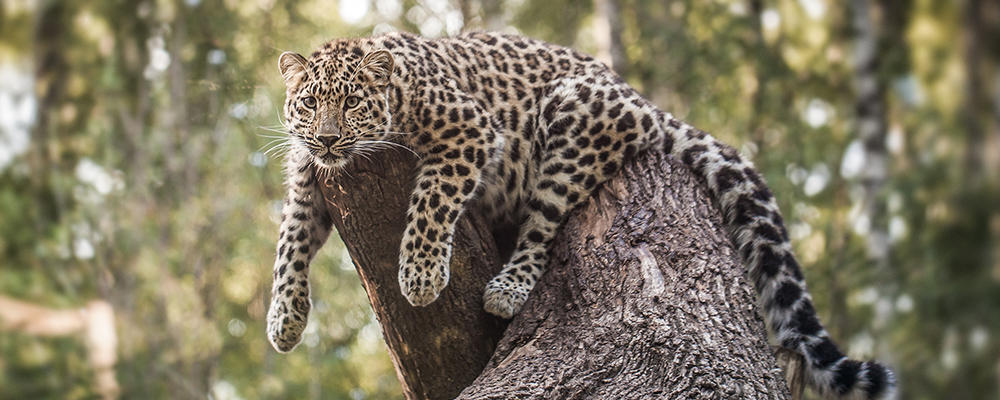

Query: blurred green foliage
left=1, top=0, right=998, bottom=399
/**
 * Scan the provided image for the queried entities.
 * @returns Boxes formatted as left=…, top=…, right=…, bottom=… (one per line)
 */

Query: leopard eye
left=344, top=96, right=361, bottom=109
left=302, top=96, right=317, bottom=109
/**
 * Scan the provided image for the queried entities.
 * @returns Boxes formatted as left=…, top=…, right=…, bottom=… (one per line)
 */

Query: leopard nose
left=317, top=135, right=340, bottom=147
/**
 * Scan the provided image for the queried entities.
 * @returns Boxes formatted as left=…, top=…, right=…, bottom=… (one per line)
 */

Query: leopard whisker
left=257, top=127, right=292, bottom=135
left=356, top=140, right=419, bottom=158
left=355, top=123, right=390, bottom=137
left=263, top=144, right=293, bottom=158
left=258, top=137, right=288, bottom=149
left=272, top=102, right=289, bottom=130
left=260, top=138, right=292, bottom=156
left=261, top=145, right=288, bottom=158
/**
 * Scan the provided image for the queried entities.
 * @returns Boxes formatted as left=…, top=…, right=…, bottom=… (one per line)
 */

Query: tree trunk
left=319, top=149, right=790, bottom=399
left=849, top=0, right=891, bottom=268
left=962, top=0, right=1000, bottom=183
left=593, top=0, right=628, bottom=75
left=480, top=0, right=505, bottom=31
left=319, top=150, right=509, bottom=400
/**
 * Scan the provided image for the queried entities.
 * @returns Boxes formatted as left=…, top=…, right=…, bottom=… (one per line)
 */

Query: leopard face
left=279, top=48, right=395, bottom=170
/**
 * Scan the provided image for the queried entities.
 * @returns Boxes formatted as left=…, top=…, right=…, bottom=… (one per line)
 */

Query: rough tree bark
left=320, top=150, right=509, bottom=400
left=320, top=149, right=792, bottom=399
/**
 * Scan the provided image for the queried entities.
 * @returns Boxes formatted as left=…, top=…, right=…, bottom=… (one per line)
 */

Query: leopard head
left=278, top=45, right=395, bottom=170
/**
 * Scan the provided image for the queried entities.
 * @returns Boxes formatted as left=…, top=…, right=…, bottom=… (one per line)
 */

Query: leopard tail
left=657, top=113, right=896, bottom=400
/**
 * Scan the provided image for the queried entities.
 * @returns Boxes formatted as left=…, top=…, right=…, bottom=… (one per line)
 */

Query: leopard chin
left=311, top=152, right=351, bottom=172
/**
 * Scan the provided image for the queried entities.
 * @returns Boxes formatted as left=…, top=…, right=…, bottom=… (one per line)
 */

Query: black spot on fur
left=615, top=112, right=636, bottom=132
left=780, top=254, right=802, bottom=281
left=601, top=161, right=618, bottom=176
left=717, top=143, right=740, bottom=162
left=681, top=144, right=708, bottom=165
left=640, top=114, right=653, bottom=131
left=773, top=281, right=802, bottom=309
left=755, top=224, right=782, bottom=243
left=429, top=144, right=448, bottom=154
left=434, top=206, right=450, bottom=223
left=808, top=337, right=843, bottom=369
left=714, top=167, right=743, bottom=193
left=832, top=360, right=862, bottom=395
left=744, top=167, right=765, bottom=186
left=793, top=301, right=823, bottom=337
left=462, top=179, right=476, bottom=195
left=607, top=103, right=623, bottom=118
left=549, top=116, right=574, bottom=136
left=731, top=196, right=768, bottom=225
left=864, top=362, right=890, bottom=398
left=752, top=187, right=773, bottom=202
left=757, top=245, right=782, bottom=279
left=541, top=203, right=561, bottom=222
left=589, top=101, right=604, bottom=117
left=593, top=135, right=611, bottom=149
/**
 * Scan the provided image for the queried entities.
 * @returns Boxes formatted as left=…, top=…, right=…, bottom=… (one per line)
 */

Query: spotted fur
left=265, top=31, right=896, bottom=399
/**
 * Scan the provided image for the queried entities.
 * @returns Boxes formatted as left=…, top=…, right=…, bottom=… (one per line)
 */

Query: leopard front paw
left=483, top=277, right=531, bottom=319
left=266, top=290, right=311, bottom=353
left=398, top=262, right=450, bottom=307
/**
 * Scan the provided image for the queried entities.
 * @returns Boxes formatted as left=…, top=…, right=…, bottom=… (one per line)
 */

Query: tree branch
left=0, top=296, right=119, bottom=400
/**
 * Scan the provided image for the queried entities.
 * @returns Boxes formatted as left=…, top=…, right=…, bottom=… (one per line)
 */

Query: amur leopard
left=264, top=31, right=896, bottom=399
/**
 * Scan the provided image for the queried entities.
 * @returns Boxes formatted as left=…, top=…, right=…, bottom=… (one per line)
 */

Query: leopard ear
left=278, top=51, right=308, bottom=85
left=360, top=50, right=394, bottom=85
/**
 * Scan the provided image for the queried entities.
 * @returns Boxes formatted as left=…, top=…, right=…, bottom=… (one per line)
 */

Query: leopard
left=264, top=30, right=896, bottom=399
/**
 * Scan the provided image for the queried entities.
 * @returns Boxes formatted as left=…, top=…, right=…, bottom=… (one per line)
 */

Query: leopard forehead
left=298, top=41, right=381, bottom=93
left=297, top=58, right=357, bottom=96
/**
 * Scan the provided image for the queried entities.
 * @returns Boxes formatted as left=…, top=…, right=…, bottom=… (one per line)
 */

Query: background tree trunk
left=592, top=0, right=628, bottom=75
left=320, top=149, right=791, bottom=399
left=849, top=0, right=891, bottom=269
